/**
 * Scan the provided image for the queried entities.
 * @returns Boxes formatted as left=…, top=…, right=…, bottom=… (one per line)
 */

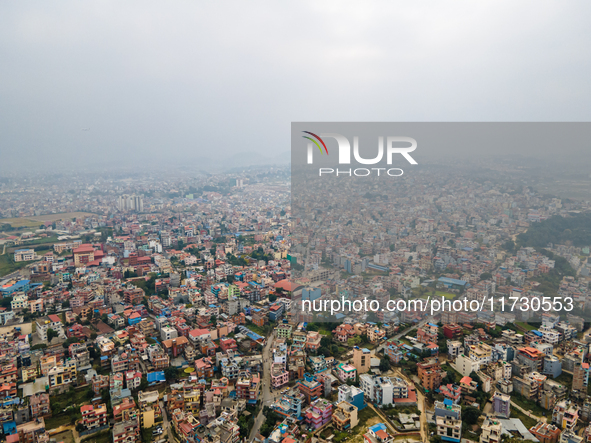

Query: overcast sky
left=1, top=1, right=591, bottom=171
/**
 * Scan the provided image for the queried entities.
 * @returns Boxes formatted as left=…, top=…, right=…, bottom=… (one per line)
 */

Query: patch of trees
left=517, top=213, right=591, bottom=248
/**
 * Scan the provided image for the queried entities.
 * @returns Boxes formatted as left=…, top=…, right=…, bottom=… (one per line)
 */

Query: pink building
left=305, top=398, right=333, bottom=429
left=337, top=363, right=357, bottom=382
left=272, top=363, right=289, bottom=388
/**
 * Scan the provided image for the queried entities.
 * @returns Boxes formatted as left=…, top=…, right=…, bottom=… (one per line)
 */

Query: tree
left=210, top=315, right=217, bottom=327
left=139, top=376, right=149, bottom=391
left=463, top=406, right=480, bottom=425
left=320, top=337, right=331, bottom=348
left=269, top=293, right=277, bottom=303
left=318, top=346, right=331, bottom=356
left=379, top=356, right=391, bottom=372
left=479, top=272, right=492, bottom=281
left=164, top=367, right=178, bottom=381
left=47, top=328, right=58, bottom=343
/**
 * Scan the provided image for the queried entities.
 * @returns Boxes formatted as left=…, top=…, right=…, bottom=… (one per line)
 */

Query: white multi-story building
left=480, top=418, right=502, bottom=443
left=539, top=326, right=561, bottom=344
left=453, top=354, right=481, bottom=377
left=14, top=249, right=36, bottom=262
left=360, top=374, right=408, bottom=406
left=10, top=293, right=28, bottom=310
left=36, top=315, right=66, bottom=341
left=160, top=326, right=178, bottom=341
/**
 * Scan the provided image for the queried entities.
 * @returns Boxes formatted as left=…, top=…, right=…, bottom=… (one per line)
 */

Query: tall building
left=492, top=392, right=511, bottom=419
left=418, top=358, right=443, bottom=391
left=117, top=194, right=144, bottom=212
left=352, top=347, right=371, bottom=374
left=435, top=400, right=462, bottom=443
left=573, top=362, right=589, bottom=392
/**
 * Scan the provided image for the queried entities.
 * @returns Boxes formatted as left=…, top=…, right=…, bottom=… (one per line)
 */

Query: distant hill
left=517, top=213, right=591, bottom=248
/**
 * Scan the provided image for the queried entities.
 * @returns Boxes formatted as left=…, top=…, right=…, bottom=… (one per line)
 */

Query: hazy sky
left=1, top=1, right=591, bottom=171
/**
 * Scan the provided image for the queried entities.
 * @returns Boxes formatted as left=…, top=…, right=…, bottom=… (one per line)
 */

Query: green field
left=45, top=414, right=74, bottom=430
left=515, top=321, right=536, bottom=331
left=435, top=290, right=456, bottom=300
left=0, top=218, right=42, bottom=228
left=510, top=408, right=538, bottom=429
left=511, top=393, right=547, bottom=417
left=0, top=254, right=28, bottom=277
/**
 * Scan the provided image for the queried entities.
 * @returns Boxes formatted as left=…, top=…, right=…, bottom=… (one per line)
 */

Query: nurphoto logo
left=303, top=130, right=418, bottom=176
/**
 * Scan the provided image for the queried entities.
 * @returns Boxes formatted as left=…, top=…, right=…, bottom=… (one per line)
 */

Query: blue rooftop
left=369, top=423, right=387, bottom=433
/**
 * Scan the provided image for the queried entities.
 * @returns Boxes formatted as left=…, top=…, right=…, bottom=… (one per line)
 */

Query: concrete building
left=480, top=418, right=502, bottom=443
left=530, top=422, right=561, bottom=443
left=492, top=392, right=511, bottom=419
left=352, top=347, right=371, bottom=374
left=333, top=401, right=358, bottom=431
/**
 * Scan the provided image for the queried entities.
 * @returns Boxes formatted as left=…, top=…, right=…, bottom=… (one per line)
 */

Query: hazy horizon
left=2, top=1, right=591, bottom=172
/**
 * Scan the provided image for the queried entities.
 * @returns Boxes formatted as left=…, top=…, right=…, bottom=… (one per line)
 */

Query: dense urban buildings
left=0, top=163, right=591, bottom=443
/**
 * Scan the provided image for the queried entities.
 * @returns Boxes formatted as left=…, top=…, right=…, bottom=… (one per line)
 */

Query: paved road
left=160, top=399, right=175, bottom=442
left=249, top=332, right=275, bottom=442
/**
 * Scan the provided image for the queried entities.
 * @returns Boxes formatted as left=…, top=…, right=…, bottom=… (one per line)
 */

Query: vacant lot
left=0, top=212, right=96, bottom=227
left=0, top=218, right=41, bottom=228
left=50, top=430, right=75, bottom=443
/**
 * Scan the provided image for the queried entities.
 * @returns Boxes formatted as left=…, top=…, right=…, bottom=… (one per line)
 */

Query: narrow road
left=249, top=331, right=275, bottom=442
left=160, top=399, right=176, bottom=442
left=392, top=368, right=428, bottom=442
left=510, top=399, right=547, bottom=423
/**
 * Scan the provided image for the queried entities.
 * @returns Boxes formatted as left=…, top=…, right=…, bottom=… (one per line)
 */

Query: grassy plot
left=510, top=393, right=548, bottom=418
left=0, top=218, right=42, bottom=228
left=510, top=408, right=538, bottom=430
left=45, top=414, right=74, bottom=430
left=0, top=254, right=28, bottom=277
left=82, top=429, right=111, bottom=443
left=434, top=290, right=456, bottom=299
left=515, top=321, right=537, bottom=331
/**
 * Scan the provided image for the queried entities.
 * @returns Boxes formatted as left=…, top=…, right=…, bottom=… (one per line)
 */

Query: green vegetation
left=260, top=407, right=284, bottom=437
left=441, top=364, right=463, bottom=384
left=510, top=393, right=547, bottom=417
left=356, top=406, right=378, bottom=429
left=81, top=429, right=111, bottom=443
left=515, top=321, right=536, bottom=331
left=0, top=254, right=29, bottom=277
left=246, top=321, right=272, bottom=336
left=49, top=387, right=94, bottom=421
left=517, top=213, right=591, bottom=248
left=434, top=290, right=455, bottom=300
left=510, top=408, right=538, bottom=429
left=45, top=413, right=75, bottom=430
left=555, top=372, right=573, bottom=391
